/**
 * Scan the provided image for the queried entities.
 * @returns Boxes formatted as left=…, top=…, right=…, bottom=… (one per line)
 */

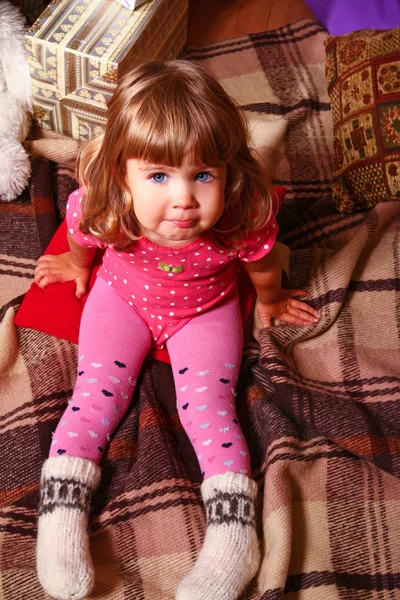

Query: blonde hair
left=77, top=59, right=272, bottom=250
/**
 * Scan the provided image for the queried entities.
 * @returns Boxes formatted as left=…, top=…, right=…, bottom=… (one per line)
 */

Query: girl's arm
left=34, top=231, right=96, bottom=299
left=243, top=246, right=319, bottom=328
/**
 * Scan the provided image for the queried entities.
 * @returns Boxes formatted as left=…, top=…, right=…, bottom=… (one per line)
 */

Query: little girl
left=34, top=59, right=319, bottom=600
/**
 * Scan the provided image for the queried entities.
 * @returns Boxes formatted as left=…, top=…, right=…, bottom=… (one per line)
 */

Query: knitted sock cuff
left=39, top=456, right=101, bottom=516
left=201, top=472, right=258, bottom=528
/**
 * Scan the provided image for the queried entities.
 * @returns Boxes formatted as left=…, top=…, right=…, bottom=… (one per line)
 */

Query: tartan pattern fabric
left=326, top=26, right=400, bottom=212
left=1, top=18, right=400, bottom=599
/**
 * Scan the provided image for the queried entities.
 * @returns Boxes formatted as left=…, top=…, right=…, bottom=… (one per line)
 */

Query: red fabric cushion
left=15, top=187, right=286, bottom=364
left=15, top=219, right=102, bottom=344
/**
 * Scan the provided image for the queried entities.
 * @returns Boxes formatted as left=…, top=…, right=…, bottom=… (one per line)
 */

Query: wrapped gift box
left=25, top=0, right=188, bottom=140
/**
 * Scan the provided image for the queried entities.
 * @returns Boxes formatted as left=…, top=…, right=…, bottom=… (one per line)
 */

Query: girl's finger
left=35, top=264, right=48, bottom=275
left=285, top=306, right=319, bottom=323
left=37, top=254, right=55, bottom=265
left=258, top=313, right=273, bottom=328
left=287, top=307, right=319, bottom=322
left=256, top=306, right=273, bottom=328
left=34, top=266, right=49, bottom=283
left=261, top=316, right=273, bottom=328
left=280, top=312, right=318, bottom=326
left=287, top=298, right=319, bottom=318
left=35, top=266, right=53, bottom=282
left=75, top=278, right=87, bottom=299
left=34, top=273, right=43, bottom=286
left=37, top=276, right=49, bottom=290
left=278, top=312, right=304, bottom=325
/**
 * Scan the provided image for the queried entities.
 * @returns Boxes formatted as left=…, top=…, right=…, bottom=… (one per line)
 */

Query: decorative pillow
left=326, top=26, right=400, bottom=212
left=305, top=0, right=400, bottom=36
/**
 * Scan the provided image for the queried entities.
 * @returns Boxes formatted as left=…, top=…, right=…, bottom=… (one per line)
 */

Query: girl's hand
left=256, top=289, right=319, bottom=328
left=34, top=252, right=91, bottom=299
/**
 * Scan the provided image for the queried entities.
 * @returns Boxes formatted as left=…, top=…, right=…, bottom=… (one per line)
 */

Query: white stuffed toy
left=0, top=1, right=32, bottom=201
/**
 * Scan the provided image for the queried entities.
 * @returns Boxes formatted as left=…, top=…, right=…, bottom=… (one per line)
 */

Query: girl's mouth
left=169, top=220, right=195, bottom=228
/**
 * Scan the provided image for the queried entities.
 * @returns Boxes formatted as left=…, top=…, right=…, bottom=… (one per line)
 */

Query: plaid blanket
left=1, top=18, right=400, bottom=599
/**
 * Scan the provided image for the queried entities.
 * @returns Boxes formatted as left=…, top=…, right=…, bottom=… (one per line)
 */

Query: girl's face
left=126, top=153, right=227, bottom=248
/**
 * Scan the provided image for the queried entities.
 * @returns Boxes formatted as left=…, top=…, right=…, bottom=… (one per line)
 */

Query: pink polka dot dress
left=66, top=188, right=279, bottom=347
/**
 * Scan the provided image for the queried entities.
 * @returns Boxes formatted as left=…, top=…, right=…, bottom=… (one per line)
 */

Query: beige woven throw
left=1, top=19, right=400, bottom=599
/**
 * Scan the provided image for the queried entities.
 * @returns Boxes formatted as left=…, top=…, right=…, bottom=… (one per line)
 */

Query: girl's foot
left=176, top=472, right=260, bottom=600
left=36, top=456, right=101, bottom=600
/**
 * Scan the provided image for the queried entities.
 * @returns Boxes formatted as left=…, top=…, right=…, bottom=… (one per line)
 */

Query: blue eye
left=151, top=173, right=167, bottom=183
left=196, top=171, right=212, bottom=182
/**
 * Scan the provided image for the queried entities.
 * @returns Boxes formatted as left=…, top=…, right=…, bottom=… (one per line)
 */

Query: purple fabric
left=305, top=0, right=400, bottom=35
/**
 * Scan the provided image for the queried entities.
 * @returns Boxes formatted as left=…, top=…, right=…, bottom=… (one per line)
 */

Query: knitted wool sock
left=176, top=472, right=260, bottom=600
left=36, top=456, right=101, bottom=600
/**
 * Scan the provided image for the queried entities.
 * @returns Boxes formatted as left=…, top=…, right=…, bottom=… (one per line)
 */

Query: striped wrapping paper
left=1, top=18, right=400, bottom=599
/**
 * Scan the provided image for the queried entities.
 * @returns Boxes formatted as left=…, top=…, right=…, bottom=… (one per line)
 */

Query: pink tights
left=50, top=277, right=251, bottom=478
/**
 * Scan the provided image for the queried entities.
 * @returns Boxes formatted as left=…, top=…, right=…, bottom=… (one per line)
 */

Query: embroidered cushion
left=326, top=26, right=400, bottom=212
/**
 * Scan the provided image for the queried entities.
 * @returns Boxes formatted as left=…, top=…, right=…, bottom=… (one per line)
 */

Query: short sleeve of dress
left=237, top=215, right=279, bottom=262
left=66, top=187, right=107, bottom=249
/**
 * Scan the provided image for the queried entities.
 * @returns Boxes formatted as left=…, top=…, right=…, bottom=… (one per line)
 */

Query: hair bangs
left=121, top=87, right=238, bottom=169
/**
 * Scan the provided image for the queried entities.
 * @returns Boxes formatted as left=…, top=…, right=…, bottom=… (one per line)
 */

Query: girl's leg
left=37, top=277, right=151, bottom=600
left=166, top=296, right=259, bottom=600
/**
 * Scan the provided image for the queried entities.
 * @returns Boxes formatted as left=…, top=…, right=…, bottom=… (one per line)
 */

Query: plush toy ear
left=0, top=1, right=32, bottom=109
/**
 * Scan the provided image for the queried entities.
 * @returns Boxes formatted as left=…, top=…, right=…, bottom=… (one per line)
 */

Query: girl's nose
left=172, top=185, right=196, bottom=209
